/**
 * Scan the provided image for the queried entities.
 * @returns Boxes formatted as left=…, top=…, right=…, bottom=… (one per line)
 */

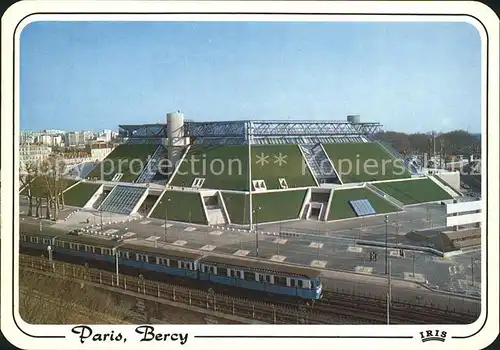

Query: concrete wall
left=436, top=171, right=461, bottom=191
left=91, top=147, right=114, bottom=161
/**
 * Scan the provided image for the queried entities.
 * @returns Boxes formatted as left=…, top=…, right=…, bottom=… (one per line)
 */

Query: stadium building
left=44, top=111, right=461, bottom=228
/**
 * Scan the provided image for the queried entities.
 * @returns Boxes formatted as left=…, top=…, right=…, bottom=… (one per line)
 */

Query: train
left=20, top=229, right=323, bottom=300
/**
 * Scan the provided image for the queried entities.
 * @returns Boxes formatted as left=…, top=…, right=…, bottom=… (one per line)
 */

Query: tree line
left=376, top=130, right=481, bottom=159
left=19, top=153, right=68, bottom=221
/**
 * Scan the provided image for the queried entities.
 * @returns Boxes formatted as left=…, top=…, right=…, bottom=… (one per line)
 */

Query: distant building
left=36, top=135, right=53, bottom=145
left=90, top=143, right=114, bottom=161
left=43, top=129, right=65, bottom=135
left=19, top=144, right=52, bottom=171
left=20, top=131, right=42, bottom=144
left=52, top=135, right=63, bottom=146
left=66, top=132, right=86, bottom=146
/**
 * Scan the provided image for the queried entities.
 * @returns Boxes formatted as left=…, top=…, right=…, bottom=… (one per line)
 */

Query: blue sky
left=20, top=21, right=481, bottom=133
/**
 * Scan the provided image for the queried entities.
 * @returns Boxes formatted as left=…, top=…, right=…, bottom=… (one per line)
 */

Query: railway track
left=317, top=291, right=474, bottom=324
left=19, top=254, right=477, bottom=325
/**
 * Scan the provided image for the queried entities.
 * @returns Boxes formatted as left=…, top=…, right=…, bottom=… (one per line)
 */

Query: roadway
left=69, top=214, right=481, bottom=295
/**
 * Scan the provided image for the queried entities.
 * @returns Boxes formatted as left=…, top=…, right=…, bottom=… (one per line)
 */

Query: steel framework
left=184, top=121, right=247, bottom=138
left=185, top=120, right=382, bottom=145
left=248, top=120, right=381, bottom=137
left=118, top=124, right=167, bottom=139
left=119, top=120, right=382, bottom=145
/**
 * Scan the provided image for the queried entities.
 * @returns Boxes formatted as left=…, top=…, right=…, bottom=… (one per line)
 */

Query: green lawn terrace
left=86, top=144, right=159, bottom=182
left=251, top=145, right=316, bottom=189
left=322, top=142, right=411, bottom=183
left=169, top=144, right=316, bottom=191
left=170, top=145, right=248, bottom=190
left=20, top=177, right=78, bottom=198
left=373, top=178, right=453, bottom=205
left=327, top=187, right=401, bottom=221
left=150, top=190, right=208, bottom=225
left=62, top=182, right=102, bottom=207
left=222, top=189, right=308, bottom=225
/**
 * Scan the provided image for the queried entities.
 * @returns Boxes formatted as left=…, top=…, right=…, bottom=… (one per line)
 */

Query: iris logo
left=419, top=330, right=447, bottom=343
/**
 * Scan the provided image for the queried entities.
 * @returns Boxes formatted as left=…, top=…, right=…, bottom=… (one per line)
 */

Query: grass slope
left=87, top=144, right=159, bottom=182
left=21, top=178, right=78, bottom=198
left=170, top=145, right=249, bottom=191
left=373, top=178, right=453, bottom=205
left=327, top=187, right=400, bottom=221
left=323, top=142, right=411, bottom=183
left=251, top=145, right=316, bottom=189
left=63, top=182, right=101, bottom=207
left=150, top=190, right=207, bottom=225
left=222, top=190, right=307, bottom=225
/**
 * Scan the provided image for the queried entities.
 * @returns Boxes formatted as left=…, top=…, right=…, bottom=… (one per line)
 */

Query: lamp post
left=114, top=247, right=120, bottom=287
left=429, top=205, right=433, bottom=228
left=387, top=261, right=392, bottom=325
left=385, top=215, right=389, bottom=275
left=47, top=245, right=53, bottom=262
left=471, top=257, right=478, bottom=286
left=164, top=197, right=171, bottom=242
left=412, top=252, right=416, bottom=277
left=254, top=206, right=261, bottom=257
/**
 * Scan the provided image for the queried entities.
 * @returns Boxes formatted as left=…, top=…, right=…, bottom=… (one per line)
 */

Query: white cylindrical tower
left=167, top=111, right=184, bottom=145
left=166, top=111, right=185, bottom=174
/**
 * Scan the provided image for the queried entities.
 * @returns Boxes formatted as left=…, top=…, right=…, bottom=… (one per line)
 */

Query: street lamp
left=412, top=252, right=416, bottom=277
left=385, top=215, right=389, bottom=275
left=113, top=247, right=120, bottom=287
left=163, top=197, right=171, bottom=243
left=471, top=257, right=478, bottom=286
left=47, top=245, right=53, bottom=262
left=253, top=206, right=261, bottom=257
left=387, top=261, right=392, bottom=325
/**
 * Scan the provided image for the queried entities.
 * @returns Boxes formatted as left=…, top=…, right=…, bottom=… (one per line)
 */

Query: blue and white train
left=20, top=230, right=323, bottom=300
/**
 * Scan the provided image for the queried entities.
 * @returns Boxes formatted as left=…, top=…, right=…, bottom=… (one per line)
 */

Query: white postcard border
left=1, top=1, right=498, bottom=350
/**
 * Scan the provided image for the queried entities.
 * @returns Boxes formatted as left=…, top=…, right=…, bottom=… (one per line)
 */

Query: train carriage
left=52, top=234, right=120, bottom=265
left=118, top=242, right=203, bottom=280
left=198, top=255, right=323, bottom=300
left=20, top=231, right=58, bottom=252
left=19, top=226, right=323, bottom=300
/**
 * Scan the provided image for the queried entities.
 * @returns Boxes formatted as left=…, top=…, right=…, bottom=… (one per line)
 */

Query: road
left=51, top=212, right=481, bottom=296
left=261, top=202, right=448, bottom=240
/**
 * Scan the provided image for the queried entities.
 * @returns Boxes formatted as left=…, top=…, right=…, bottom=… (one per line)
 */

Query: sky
left=20, top=21, right=481, bottom=133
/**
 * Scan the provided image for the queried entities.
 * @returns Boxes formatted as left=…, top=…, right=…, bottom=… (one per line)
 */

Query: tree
left=378, top=129, right=481, bottom=160
left=376, top=131, right=410, bottom=154
left=19, top=161, right=38, bottom=217
left=39, top=154, right=66, bottom=221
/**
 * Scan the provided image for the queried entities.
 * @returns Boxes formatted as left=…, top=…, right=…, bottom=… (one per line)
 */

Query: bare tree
left=35, top=197, right=41, bottom=218
left=39, top=154, right=66, bottom=221
left=19, top=161, right=38, bottom=217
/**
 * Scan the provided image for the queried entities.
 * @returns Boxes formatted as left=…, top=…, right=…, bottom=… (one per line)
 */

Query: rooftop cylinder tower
left=347, top=115, right=361, bottom=124
left=166, top=111, right=185, bottom=175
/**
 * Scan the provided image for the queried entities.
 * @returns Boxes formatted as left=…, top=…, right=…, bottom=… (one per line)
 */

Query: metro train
left=20, top=230, right=323, bottom=300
